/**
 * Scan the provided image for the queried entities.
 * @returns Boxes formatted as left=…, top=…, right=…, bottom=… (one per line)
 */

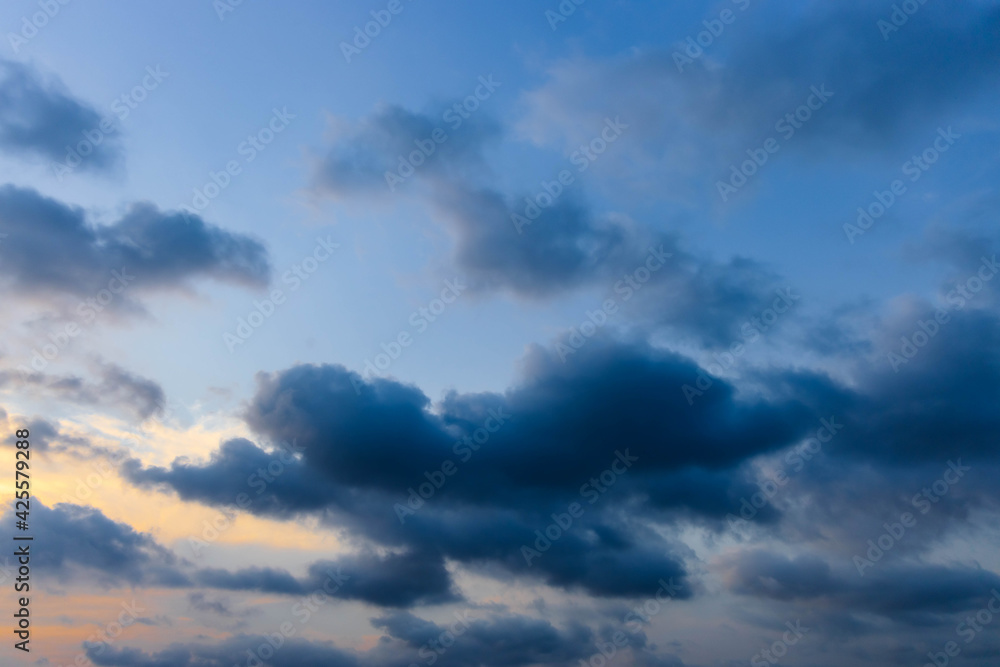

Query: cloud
left=3, top=415, right=58, bottom=451
left=121, top=293, right=1000, bottom=605
left=311, top=104, right=500, bottom=198
left=124, top=340, right=818, bottom=598
left=86, top=635, right=357, bottom=667
left=0, top=185, right=270, bottom=307
left=5, top=500, right=457, bottom=608
left=196, top=551, right=460, bottom=607
left=187, top=592, right=239, bottom=618
left=24, top=502, right=190, bottom=588
left=371, top=610, right=595, bottom=666
left=767, top=307, right=1000, bottom=465
left=722, top=550, right=1000, bottom=620
left=428, top=182, right=639, bottom=297
left=87, top=611, right=597, bottom=667
left=0, top=59, right=123, bottom=172
left=306, top=98, right=785, bottom=346
left=2, top=361, right=166, bottom=421
left=515, top=2, right=1000, bottom=198
left=428, top=180, right=784, bottom=343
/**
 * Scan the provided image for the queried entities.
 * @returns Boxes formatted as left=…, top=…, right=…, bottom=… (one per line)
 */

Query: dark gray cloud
left=3, top=361, right=166, bottom=421
left=307, top=100, right=783, bottom=343
left=707, top=1, right=1000, bottom=147
left=0, top=59, right=123, bottom=172
left=4, top=500, right=457, bottom=608
left=0, top=185, right=270, bottom=305
left=768, top=308, right=1000, bottom=465
left=429, top=183, right=636, bottom=297
left=122, top=437, right=336, bottom=517
left=371, top=610, right=594, bottom=667
left=124, top=340, right=818, bottom=599
left=87, top=635, right=357, bottom=667
left=520, top=2, right=1000, bottom=162
left=120, top=297, right=1000, bottom=611
left=431, top=182, right=785, bottom=345
left=25, top=502, right=190, bottom=588
left=724, top=550, right=1000, bottom=621
left=4, top=415, right=58, bottom=451
left=312, top=103, right=500, bottom=198
left=87, top=611, right=598, bottom=667
left=193, top=551, right=459, bottom=607
left=187, top=592, right=238, bottom=618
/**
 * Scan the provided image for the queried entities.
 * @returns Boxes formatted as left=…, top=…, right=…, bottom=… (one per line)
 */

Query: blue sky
left=1, top=1, right=1000, bottom=665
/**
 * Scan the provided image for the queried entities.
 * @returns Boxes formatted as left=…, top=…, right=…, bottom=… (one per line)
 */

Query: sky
left=0, top=0, right=999, bottom=665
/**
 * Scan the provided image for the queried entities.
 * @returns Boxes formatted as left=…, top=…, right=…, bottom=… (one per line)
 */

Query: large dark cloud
left=0, top=185, right=270, bottom=305
left=0, top=59, right=123, bottom=172
left=766, top=307, right=1000, bottom=465
left=124, top=340, right=819, bottom=599
left=122, top=297, right=1000, bottom=607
